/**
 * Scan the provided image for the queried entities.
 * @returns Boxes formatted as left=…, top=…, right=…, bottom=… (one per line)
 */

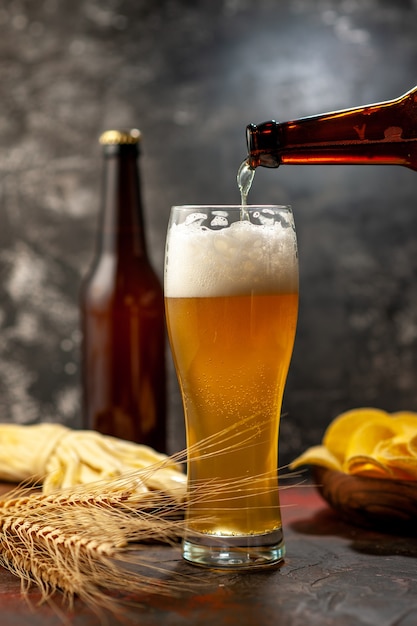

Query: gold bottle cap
left=99, top=129, right=142, bottom=145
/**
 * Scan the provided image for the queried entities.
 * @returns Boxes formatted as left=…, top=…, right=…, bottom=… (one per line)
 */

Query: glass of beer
left=164, top=205, right=298, bottom=569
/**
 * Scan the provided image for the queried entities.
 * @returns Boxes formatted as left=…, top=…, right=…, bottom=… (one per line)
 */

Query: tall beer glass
left=164, top=205, right=298, bottom=569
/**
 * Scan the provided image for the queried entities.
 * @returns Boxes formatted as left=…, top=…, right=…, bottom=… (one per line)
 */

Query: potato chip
left=344, top=420, right=399, bottom=461
left=289, top=445, right=342, bottom=472
left=290, top=407, right=417, bottom=481
left=391, top=412, right=417, bottom=437
left=376, top=436, right=410, bottom=458
left=375, top=436, right=417, bottom=480
left=344, top=455, right=391, bottom=478
left=407, top=433, right=417, bottom=457
left=323, top=407, right=390, bottom=462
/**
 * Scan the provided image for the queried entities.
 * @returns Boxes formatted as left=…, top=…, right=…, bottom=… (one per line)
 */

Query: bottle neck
left=99, top=144, right=148, bottom=258
left=247, top=86, right=417, bottom=172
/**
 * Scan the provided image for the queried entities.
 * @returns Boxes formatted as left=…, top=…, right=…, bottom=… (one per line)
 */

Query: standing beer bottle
left=247, top=85, right=417, bottom=172
left=80, top=129, right=166, bottom=452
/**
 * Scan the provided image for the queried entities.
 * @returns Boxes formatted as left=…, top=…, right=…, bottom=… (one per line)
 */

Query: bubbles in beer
left=185, top=212, right=207, bottom=226
left=210, top=213, right=229, bottom=228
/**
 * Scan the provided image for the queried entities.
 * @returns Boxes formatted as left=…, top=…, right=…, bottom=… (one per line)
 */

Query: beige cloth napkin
left=0, top=423, right=186, bottom=498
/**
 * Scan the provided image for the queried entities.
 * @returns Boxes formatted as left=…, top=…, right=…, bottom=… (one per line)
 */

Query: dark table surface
left=1, top=480, right=417, bottom=626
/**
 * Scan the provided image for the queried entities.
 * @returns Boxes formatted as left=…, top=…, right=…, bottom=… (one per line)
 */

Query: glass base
left=182, top=527, right=285, bottom=570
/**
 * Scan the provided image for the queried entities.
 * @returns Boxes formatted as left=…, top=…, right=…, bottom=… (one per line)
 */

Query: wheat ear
left=0, top=478, right=194, bottom=614
left=0, top=416, right=289, bottom=616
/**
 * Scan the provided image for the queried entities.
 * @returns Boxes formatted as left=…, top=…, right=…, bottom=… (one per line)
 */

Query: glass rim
left=171, top=204, right=292, bottom=210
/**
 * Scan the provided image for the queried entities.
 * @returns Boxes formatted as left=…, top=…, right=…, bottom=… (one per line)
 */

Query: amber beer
left=165, top=206, right=298, bottom=568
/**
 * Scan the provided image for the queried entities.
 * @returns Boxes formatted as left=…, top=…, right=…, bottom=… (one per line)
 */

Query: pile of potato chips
left=290, top=408, right=417, bottom=480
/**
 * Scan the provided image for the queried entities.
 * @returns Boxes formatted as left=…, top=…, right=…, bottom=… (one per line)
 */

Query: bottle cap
left=99, top=129, right=142, bottom=145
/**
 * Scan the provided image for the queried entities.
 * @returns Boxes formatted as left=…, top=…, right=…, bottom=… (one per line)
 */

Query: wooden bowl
left=312, top=466, right=417, bottom=534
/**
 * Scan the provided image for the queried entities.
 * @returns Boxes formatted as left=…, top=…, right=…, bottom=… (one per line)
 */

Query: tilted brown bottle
left=247, top=85, right=417, bottom=171
left=80, top=129, right=166, bottom=452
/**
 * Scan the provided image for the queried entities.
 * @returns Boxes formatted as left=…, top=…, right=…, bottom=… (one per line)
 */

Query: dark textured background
left=0, top=0, right=417, bottom=467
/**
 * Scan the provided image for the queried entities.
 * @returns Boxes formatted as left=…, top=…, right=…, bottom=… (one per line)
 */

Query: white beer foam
left=165, top=219, right=298, bottom=298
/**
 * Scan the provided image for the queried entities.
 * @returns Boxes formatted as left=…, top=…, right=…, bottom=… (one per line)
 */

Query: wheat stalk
left=0, top=417, right=293, bottom=619
left=0, top=479, right=196, bottom=617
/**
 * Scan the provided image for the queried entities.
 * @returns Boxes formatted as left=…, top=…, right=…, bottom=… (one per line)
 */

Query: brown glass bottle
left=247, top=85, right=417, bottom=171
left=80, top=129, right=166, bottom=452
